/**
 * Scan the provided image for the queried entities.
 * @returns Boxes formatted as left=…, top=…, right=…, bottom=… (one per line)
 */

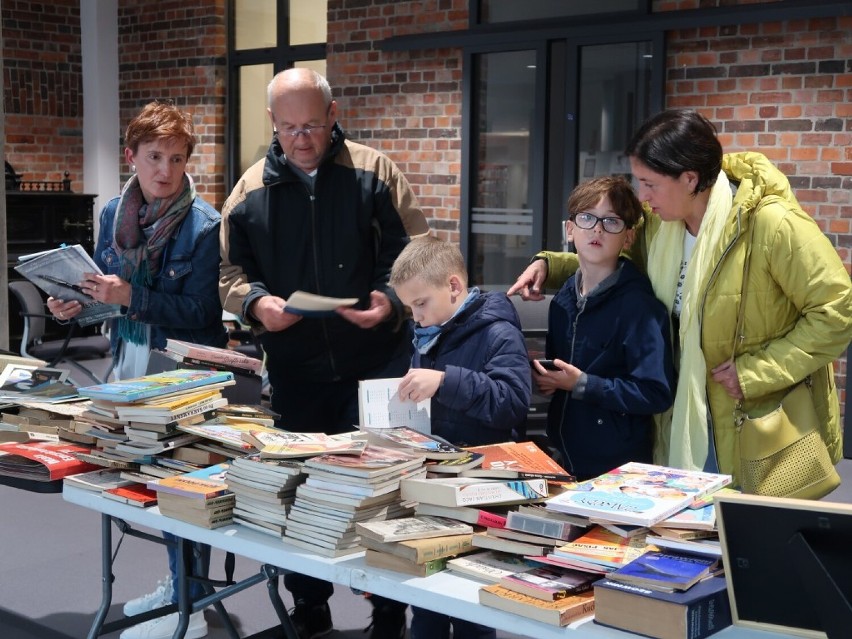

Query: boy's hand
left=532, top=359, right=582, bottom=392
left=398, top=368, right=445, bottom=403
left=507, top=259, right=548, bottom=300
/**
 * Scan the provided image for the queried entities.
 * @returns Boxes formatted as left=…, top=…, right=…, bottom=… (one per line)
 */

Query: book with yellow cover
left=478, top=584, right=595, bottom=626
left=147, top=463, right=230, bottom=499
left=551, top=525, right=651, bottom=570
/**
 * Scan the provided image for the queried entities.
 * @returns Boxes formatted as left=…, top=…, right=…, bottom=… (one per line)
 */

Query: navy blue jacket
left=412, top=291, right=531, bottom=447
left=546, top=258, right=674, bottom=480
left=96, top=195, right=228, bottom=356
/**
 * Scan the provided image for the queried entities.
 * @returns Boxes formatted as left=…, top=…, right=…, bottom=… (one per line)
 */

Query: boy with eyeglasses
left=532, top=176, right=675, bottom=481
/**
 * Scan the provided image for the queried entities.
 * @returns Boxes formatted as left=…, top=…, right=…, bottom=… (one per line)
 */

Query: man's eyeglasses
left=279, top=124, right=328, bottom=138
left=570, top=212, right=628, bottom=234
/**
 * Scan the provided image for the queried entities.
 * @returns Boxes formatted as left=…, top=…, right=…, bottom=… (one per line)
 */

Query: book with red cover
left=103, top=483, right=159, bottom=507
left=0, top=441, right=98, bottom=481
left=460, top=441, right=575, bottom=483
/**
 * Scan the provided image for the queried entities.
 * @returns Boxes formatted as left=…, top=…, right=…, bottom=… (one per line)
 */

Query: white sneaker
left=119, top=611, right=207, bottom=639
left=123, top=577, right=174, bottom=617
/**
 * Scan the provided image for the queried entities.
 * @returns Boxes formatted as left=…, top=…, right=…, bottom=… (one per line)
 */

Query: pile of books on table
left=226, top=453, right=305, bottom=536
left=147, top=462, right=235, bottom=528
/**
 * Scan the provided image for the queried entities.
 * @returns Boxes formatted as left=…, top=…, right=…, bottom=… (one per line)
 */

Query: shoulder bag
left=732, top=215, right=840, bottom=500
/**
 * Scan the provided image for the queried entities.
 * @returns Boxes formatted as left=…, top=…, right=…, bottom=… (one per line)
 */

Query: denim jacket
left=95, top=194, right=228, bottom=356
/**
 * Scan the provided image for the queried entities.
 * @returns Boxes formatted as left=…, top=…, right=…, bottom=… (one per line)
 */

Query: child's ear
left=623, top=227, right=636, bottom=250
left=448, top=274, right=464, bottom=296
left=564, top=220, right=574, bottom=244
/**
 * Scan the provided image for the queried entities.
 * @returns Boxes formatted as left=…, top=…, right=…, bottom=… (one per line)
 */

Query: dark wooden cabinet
left=6, top=191, right=97, bottom=350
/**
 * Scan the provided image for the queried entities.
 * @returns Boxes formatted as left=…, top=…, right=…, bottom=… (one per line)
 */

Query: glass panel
left=481, top=0, right=642, bottom=23
left=290, top=0, right=327, bottom=45
left=576, top=41, right=653, bottom=184
left=239, top=64, right=274, bottom=176
left=295, top=59, right=327, bottom=77
left=469, top=50, right=536, bottom=289
left=234, top=0, right=276, bottom=49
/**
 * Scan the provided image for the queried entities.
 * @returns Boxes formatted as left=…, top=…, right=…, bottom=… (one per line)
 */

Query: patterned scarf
left=113, top=172, right=195, bottom=344
left=647, top=171, right=733, bottom=471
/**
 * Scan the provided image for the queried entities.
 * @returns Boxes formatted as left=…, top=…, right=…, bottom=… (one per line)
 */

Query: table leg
left=86, top=513, right=114, bottom=639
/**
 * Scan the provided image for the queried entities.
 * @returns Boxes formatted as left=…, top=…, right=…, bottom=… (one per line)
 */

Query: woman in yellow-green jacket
left=510, top=109, right=852, bottom=488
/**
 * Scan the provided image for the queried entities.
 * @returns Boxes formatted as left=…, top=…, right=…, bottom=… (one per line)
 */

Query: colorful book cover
left=0, top=441, right=99, bottom=481
left=247, top=430, right=368, bottom=458
left=147, top=462, right=230, bottom=499
left=609, top=550, right=719, bottom=591
left=461, top=441, right=575, bottom=482
left=79, top=369, right=235, bottom=403
left=165, top=338, right=263, bottom=373
left=544, top=462, right=731, bottom=527
left=400, top=476, right=549, bottom=507
left=102, top=483, right=159, bottom=507
left=551, top=525, right=651, bottom=570
left=362, top=426, right=467, bottom=459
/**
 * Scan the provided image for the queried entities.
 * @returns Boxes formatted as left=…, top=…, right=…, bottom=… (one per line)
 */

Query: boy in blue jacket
left=389, top=235, right=531, bottom=639
left=533, top=176, right=674, bottom=481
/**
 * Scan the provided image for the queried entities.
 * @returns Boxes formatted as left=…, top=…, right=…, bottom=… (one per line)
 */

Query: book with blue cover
left=78, top=369, right=235, bottom=403
left=608, top=550, right=720, bottom=591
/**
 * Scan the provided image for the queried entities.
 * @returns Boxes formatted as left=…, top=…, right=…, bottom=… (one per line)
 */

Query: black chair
left=9, top=280, right=112, bottom=385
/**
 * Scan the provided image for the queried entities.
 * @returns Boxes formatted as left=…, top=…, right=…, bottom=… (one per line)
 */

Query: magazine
left=14, top=244, right=122, bottom=326
left=544, top=462, right=731, bottom=527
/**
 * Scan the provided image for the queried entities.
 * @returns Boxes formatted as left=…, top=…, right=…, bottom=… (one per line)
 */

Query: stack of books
left=283, top=445, right=425, bottom=557
left=470, top=504, right=589, bottom=557
left=164, top=338, right=264, bottom=378
left=227, top=453, right=305, bottom=536
left=147, top=462, right=235, bottom=528
left=356, top=514, right=474, bottom=577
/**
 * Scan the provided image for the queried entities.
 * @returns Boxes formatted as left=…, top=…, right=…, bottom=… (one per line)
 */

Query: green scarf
left=647, top=171, right=732, bottom=471
left=113, top=173, right=195, bottom=344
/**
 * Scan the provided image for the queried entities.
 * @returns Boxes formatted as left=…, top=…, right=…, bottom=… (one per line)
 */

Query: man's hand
left=507, top=259, right=548, bottom=300
left=398, top=368, right=444, bottom=403
left=336, top=290, right=392, bottom=329
left=532, top=358, right=582, bottom=393
left=254, top=295, right=302, bottom=332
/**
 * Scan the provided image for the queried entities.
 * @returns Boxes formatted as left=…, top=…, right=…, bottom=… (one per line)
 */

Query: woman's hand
left=711, top=359, right=744, bottom=400
left=81, top=272, right=131, bottom=306
left=46, top=297, right=82, bottom=322
left=507, top=259, right=548, bottom=300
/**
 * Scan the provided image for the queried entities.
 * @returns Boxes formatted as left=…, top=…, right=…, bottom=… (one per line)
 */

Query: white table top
left=63, top=485, right=803, bottom=639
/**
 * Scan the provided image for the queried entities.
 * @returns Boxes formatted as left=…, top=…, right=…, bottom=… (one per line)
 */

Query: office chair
left=9, top=280, right=113, bottom=385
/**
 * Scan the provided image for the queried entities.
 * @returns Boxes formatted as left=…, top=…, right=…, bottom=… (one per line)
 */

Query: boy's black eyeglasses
left=570, top=212, right=628, bottom=234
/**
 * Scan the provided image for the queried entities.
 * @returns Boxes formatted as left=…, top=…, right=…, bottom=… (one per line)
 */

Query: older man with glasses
left=220, top=68, right=429, bottom=639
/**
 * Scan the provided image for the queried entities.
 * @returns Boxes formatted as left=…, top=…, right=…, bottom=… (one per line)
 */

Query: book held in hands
left=14, top=244, right=122, bottom=326
left=357, top=377, right=431, bottom=432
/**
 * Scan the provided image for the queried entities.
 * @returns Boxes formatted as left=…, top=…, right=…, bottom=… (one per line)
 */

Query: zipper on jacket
left=557, top=296, right=586, bottom=475
left=307, top=189, right=340, bottom=379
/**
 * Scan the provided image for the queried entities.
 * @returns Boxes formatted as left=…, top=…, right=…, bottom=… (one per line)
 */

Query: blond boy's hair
left=390, top=236, right=468, bottom=289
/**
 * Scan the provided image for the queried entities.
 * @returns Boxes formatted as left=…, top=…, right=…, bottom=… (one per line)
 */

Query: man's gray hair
left=267, top=68, right=333, bottom=108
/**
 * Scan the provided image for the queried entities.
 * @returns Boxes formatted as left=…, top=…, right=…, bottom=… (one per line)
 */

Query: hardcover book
left=460, top=441, right=575, bottom=483
left=14, top=244, right=122, bottom=326
left=478, top=584, right=596, bottom=627
left=0, top=441, right=98, bottom=481
left=355, top=515, right=473, bottom=543
left=400, top=476, right=548, bottom=507
left=544, top=462, right=731, bottom=527
left=593, top=576, right=732, bottom=639
left=608, top=550, right=720, bottom=592
left=358, top=532, right=474, bottom=564
left=499, top=565, right=597, bottom=601
left=357, top=377, right=431, bottom=432
left=78, top=369, right=236, bottom=403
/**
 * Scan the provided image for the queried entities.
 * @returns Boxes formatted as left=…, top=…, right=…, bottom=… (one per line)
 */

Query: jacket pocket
left=158, top=259, right=192, bottom=294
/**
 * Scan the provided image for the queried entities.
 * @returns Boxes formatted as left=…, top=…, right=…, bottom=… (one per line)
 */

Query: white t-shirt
left=672, top=231, right=697, bottom=318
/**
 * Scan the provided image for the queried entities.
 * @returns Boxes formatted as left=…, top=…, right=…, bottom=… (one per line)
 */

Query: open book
left=358, top=377, right=431, bottom=433
left=14, top=244, right=122, bottom=326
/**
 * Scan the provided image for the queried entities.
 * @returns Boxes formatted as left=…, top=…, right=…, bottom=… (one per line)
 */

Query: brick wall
left=117, top=0, right=227, bottom=209
left=326, top=0, right=467, bottom=242
left=2, top=0, right=85, bottom=192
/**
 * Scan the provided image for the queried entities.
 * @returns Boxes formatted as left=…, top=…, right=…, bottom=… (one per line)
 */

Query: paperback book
left=499, top=565, right=597, bottom=601
left=14, top=244, right=122, bottom=326
left=285, top=290, right=358, bottom=316
left=478, top=584, right=596, bottom=627
left=355, top=515, right=473, bottom=543
left=358, top=532, right=474, bottom=564
left=400, top=476, right=548, bottom=507
left=79, top=369, right=235, bottom=403
left=364, top=549, right=448, bottom=578
left=245, top=429, right=368, bottom=459
left=147, top=463, right=230, bottom=499
left=102, top=483, right=159, bottom=507
left=608, top=550, right=720, bottom=592
left=460, top=441, right=575, bottom=483
left=302, top=445, right=424, bottom=479
left=425, top=452, right=485, bottom=474
left=357, top=376, right=431, bottom=432
left=544, top=462, right=731, bottom=527
left=361, top=426, right=467, bottom=460
left=551, top=525, right=652, bottom=571
left=447, top=550, right=537, bottom=583
left=0, top=441, right=98, bottom=481
left=164, top=338, right=263, bottom=375
left=63, top=468, right=135, bottom=492
left=414, top=502, right=509, bottom=529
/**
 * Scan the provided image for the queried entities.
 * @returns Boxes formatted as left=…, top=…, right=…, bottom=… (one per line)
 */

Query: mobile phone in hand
left=531, top=358, right=559, bottom=371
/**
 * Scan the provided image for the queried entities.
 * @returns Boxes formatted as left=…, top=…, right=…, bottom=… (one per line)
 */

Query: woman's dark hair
left=626, top=109, right=722, bottom=194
